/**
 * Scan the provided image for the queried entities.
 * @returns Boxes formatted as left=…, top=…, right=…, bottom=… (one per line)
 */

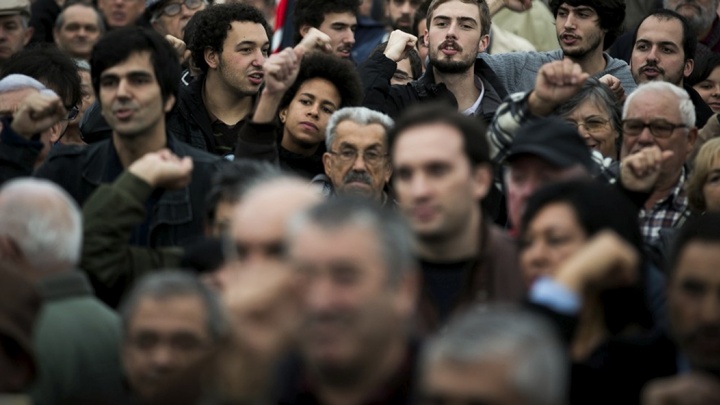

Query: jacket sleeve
left=359, top=51, right=403, bottom=117
left=0, top=118, right=42, bottom=185
left=234, top=120, right=281, bottom=165
left=81, top=171, right=182, bottom=306
left=488, top=91, right=535, bottom=165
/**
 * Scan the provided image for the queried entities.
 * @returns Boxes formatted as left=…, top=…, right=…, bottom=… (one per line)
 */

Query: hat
left=506, top=116, right=594, bottom=171
left=0, top=267, right=41, bottom=382
left=0, top=0, right=31, bottom=17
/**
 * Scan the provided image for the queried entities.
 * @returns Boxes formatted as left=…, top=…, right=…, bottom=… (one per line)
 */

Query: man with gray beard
left=665, top=0, right=720, bottom=53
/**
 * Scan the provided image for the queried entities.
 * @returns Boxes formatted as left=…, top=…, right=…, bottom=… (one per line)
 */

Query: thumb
left=660, top=150, right=674, bottom=163
left=293, top=45, right=306, bottom=60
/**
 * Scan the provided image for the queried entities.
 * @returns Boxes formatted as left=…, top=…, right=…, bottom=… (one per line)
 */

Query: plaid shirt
left=639, top=168, right=691, bottom=245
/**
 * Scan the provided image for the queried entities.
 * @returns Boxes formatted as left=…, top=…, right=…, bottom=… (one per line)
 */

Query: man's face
left=387, top=0, right=420, bottom=32
left=392, top=57, right=414, bottom=85
left=555, top=3, right=605, bottom=60
left=122, top=295, right=213, bottom=400
left=420, top=358, right=528, bottom=405
left=64, top=70, right=96, bottom=144
left=425, top=0, right=486, bottom=74
left=53, top=5, right=101, bottom=60
left=99, top=51, right=175, bottom=139
left=323, top=120, right=392, bottom=201
left=0, top=15, right=32, bottom=64
left=307, top=12, right=357, bottom=59
left=97, top=0, right=145, bottom=29
left=664, top=0, right=718, bottom=34
left=668, top=240, right=720, bottom=372
left=620, top=89, right=696, bottom=184
left=210, top=21, right=269, bottom=98
left=392, top=123, right=490, bottom=241
left=630, top=16, right=693, bottom=86
left=290, top=223, right=414, bottom=378
left=505, top=155, right=588, bottom=228
left=151, top=0, right=206, bottom=40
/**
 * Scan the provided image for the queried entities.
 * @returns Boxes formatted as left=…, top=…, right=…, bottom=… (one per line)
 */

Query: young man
left=168, top=3, right=271, bottom=156
left=293, top=0, right=359, bottom=59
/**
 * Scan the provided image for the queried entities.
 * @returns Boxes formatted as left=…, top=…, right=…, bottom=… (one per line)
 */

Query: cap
left=506, top=116, right=594, bottom=171
left=0, top=0, right=31, bottom=17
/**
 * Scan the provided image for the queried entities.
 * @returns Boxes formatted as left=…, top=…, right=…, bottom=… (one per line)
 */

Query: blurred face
left=0, top=15, right=32, bottom=64
left=306, top=12, right=357, bottom=59
left=280, top=78, right=341, bottom=150
left=703, top=156, right=720, bottom=212
left=392, top=123, right=490, bottom=241
left=416, top=17, right=428, bottom=71
left=668, top=240, right=720, bottom=372
left=290, top=224, right=412, bottom=378
left=693, top=66, right=720, bottom=113
left=387, top=0, right=420, bottom=32
left=98, top=0, right=145, bottom=29
left=53, top=5, right=101, bottom=60
left=63, top=70, right=95, bottom=145
left=151, top=0, right=206, bottom=39
left=420, top=358, right=527, bottom=405
left=663, top=0, right=718, bottom=34
left=323, top=120, right=392, bottom=201
left=620, top=89, right=696, bottom=185
left=505, top=155, right=588, bottom=229
left=99, top=51, right=175, bottom=139
left=555, top=3, right=605, bottom=60
left=392, top=57, right=414, bottom=85
left=631, top=16, right=693, bottom=86
left=211, top=21, right=269, bottom=97
left=123, top=295, right=213, bottom=400
left=425, top=0, right=486, bottom=74
left=519, top=202, right=588, bottom=286
left=562, top=99, right=618, bottom=158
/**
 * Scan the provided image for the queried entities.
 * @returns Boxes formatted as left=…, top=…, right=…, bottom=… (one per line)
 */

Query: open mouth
left=247, top=72, right=264, bottom=85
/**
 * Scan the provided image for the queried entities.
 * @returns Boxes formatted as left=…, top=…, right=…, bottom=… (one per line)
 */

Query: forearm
left=488, top=91, right=535, bottom=165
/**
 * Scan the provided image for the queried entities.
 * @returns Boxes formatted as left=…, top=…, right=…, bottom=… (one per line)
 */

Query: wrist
left=528, top=91, right=557, bottom=117
left=487, top=0, right=505, bottom=16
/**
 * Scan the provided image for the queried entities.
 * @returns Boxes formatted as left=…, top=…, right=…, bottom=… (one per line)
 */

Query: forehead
left=393, top=123, right=465, bottom=164
left=637, top=16, right=684, bottom=46
left=321, top=11, right=357, bottom=26
left=296, top=78, right=341, bottom=103
left=290, top=223, right=383, bottom=265
left=332, top=120, right=386, bottom=148
left=671, top=240, right=720, bottom=283
left=61, top=5, right=98, bottom=24
left=566, top=98, right=608, bottom=117
left=128, top=295, right=207, bottom=331
left=224, top=21, right=269, bottom=46
left=626, top=89, right=681, bottom=118
left=0, top=14, right=23, bottom=25
left=101, top=51, right=155, bottom=77
left=430, top=0, right=480, bottom=22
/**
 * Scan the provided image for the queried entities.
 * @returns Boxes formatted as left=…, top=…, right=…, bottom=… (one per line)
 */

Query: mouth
left=411, top=205, right=437, bottom=221
left=640, top=66, right=662, bottom=78
left=299, top=121, right=318, bottom=132
left=247, top=72, right=264, bottom=85
left=111, top=11, right=126, bottom=22
left=440, top=41, right=461, bottom=56
left=113, top=108, right=134, bottom=120
left=336, top=48, right=352, bottom=58
left=560, top=33, right=579, bottom=45
left=708, top=101, right=720, bottom=111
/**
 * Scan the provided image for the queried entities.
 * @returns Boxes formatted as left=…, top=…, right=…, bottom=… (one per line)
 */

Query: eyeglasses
left=65, top=105, right=79, bottom=121
left=156, top=0, right=203, bottom=18
left=565, top=117, right=610, bottom=135
left=328, top=149, right=388, bottom=166
left=621, top=119, right=687, bottom=138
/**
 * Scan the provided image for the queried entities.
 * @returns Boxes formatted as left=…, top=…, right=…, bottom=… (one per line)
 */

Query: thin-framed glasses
left=157, top=0, right=203, bottom=17
left=565, top=117, right=610, bottom=135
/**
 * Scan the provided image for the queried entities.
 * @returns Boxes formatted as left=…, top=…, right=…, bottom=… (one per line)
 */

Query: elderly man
left=145, top=0, right=206, bottom=40
left=98, top=0, right=145, bottom=29
left=0, top=0, right=32, bottom=67
left=0, top=178, right=126, bottom=404
left=53, top=2, right=104, bottom=61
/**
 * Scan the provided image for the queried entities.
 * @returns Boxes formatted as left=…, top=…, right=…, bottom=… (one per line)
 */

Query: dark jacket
left=34, top=136, right=221, bottom=247
left=359, top=51, right=508, bottom=123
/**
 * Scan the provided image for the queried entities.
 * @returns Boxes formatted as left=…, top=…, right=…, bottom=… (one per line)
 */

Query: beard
left=560, top=28, right=604, bottom=59
left=666, top=0, right=717, bottom=34
left=430, top=56, right=474, bottom=74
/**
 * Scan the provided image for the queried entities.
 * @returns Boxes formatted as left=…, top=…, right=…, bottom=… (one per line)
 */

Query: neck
left=315, top=338, right=407, bottom=405
left=432, top=66, right=480, bottom=111
left=113, top=129, right=167, bottom=168
left=419, top=206, right=481, bottom=261
left=565, top=47, right=607, bottom=77
left=204, top=72, right=254, bottom=124
left=645, top=170, right=682, bottom=210
left=280, top=128, right=320, bottom=156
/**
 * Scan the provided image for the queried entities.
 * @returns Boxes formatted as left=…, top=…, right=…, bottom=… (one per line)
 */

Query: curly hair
left=292, top=0, right=360, bottom=45
left=278, top=52, right=363, bottom=111
left=188, top=3, right=272, bottom=75
left=549, top=0, right=625, bottom=50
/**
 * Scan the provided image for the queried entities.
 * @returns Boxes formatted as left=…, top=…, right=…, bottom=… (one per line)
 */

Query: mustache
left=640, top=61, right=665, bottom=75
left=343, top=170, right=372, bottom=185
left=439, top=40, right=463, bottom=51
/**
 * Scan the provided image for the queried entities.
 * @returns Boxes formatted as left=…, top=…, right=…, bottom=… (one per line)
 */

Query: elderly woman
left=688, top=138, right=720, bottom=213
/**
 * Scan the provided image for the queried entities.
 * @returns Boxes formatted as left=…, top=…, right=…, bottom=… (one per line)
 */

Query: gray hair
left=422, top=305, right=568, bottom=405
left=0, top=178, right=82, bottom=270
left=623, top=81, right=696, bottom=128
left=556, top=77, right=623, bottom=138
left=0, top=74, right=57, bottom=97
left=288, top=197, right=417, bottom=285
left=120, top=270, right=230, bottom=342
left=325, top=107, right=394, bottom=150
left=54, top=2, right=106, bottom=34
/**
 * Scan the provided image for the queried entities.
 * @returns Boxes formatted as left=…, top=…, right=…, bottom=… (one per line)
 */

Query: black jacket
left=359, top=51, right=508, bottom=124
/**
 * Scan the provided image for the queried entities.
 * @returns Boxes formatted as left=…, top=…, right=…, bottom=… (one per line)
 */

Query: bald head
left=0, top=179, right=82, bottom=274
left=229, top=177, right=323, bottom=266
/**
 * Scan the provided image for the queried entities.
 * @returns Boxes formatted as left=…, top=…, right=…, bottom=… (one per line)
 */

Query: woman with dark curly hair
left=235, top=40, right=363, bottom=179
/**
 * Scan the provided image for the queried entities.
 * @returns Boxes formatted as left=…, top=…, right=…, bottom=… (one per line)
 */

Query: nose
left=149, top=345, right=175, bottom=372
left=351, top=152, right=368, bottom=172
left=637, top=126, right=656, bottom=147
left=252, top=48, right=266, bottom=67
left=446, top=21, right=458, bottom=38
left=116, top=78, right=131, bottom=99
left=344, top=30, right=355, bottom=46
left=305, top=275, right=336, bottom=312
left=401, top=1, right=412, bottom=14
left=307, top=102, right=319, bottom=118
left=564, top=13, right=576, bottom=29
left=646, top=45, right=659, bottom=62
left=577, top=123, right=591, bottom=140
left=408, top=172, right=432, bottom=199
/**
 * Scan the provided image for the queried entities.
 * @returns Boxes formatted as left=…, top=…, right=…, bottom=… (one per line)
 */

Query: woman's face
left=520, top=202, right=588, bottom=287
left=694, top=66, right=720, bottom=113
left=563, top=99, right=618, bottom=159
left=703, top=156, right=720, bottom=212
left=280, top=78, right=341, bottom=148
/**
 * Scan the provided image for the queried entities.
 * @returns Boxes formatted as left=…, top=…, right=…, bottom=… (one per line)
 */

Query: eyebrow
left=636, top=38, right=680, bottom=48
left=299, top=92, right=339, bottom=108
left=235, top=40, right=270, bottom=48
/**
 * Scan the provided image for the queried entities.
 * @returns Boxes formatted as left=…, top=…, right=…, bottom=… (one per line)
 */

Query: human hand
left=620, top=146, right=674, bottom=193
left=128, top=149, right=193, bottom=190
left=9, top=92, right=66, bottom=139
left=642, top=373, right=720, bottom=405
left=384, top=30, right=418, bottom=63
left=529, top=59, right=589, bottom=116
left=599, top=74, right=626, bottom=103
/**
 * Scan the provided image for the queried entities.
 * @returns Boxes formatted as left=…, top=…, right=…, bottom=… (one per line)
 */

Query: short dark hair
left=370, top=41, right=423, bottom=80
left=1, top=45, right=81, bottom=109
left=549, top=0, right=625, bottom=49
left=90, top=27, right=181, bottom=105
left=426, top=0, right=490, bottom=37
left=687, top=52, right=720, bottom=87
left=632, top=9, right=696, bottom=62
left=278, top=52, right=363, bottom=112
left=292, top=0, right=360, bottom=45
left=668, top=213, right=720, bottom=277
left=188, top=3, right=272, bottom=75
left=54, top=2, right=106, bottom=33
left=388, top=103, right=490, bottom=168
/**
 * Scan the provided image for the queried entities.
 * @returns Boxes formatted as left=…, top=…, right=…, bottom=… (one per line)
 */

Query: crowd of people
left=2, top=0, right=720, bottom=403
